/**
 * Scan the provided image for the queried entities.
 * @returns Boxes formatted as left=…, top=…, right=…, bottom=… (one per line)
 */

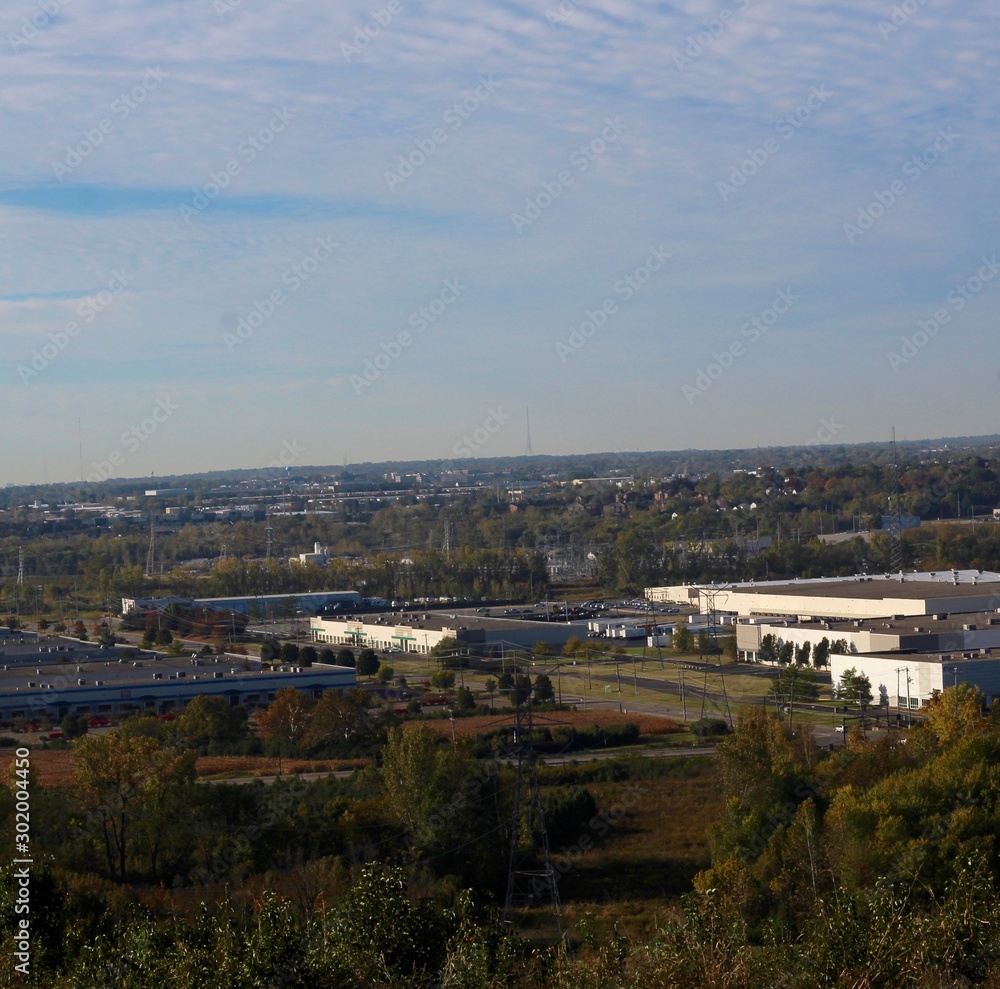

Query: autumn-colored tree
left=925, top=682, right=986, bottom=747
left=303, top=689, right=370, bottom=751
left=74, top=732, right=195, bottom=881
left=257, top=687, right=314, bottom=747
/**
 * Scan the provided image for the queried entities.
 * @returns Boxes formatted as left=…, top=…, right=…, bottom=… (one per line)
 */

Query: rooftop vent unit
left=27, top=682, right=37, bottom=688
left=964, top=624, right=977, bottom=631
left=95, top=680, right=105, bottom=686
left=77, top=678, right=86, bottom=685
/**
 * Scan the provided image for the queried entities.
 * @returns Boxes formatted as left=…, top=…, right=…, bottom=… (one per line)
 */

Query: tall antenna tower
left=699, top=585, right=733, bottom=728
left=524, top=407, right=533, bottom=457
left=145, top=512, right=156, bottom=577
left=265, top=514, right=275, bottom=560
left=502, top=693, right=564, bottom=942
left=15, top=547, right=24, bottom=618
left=886, top=428, right=904, bottom=574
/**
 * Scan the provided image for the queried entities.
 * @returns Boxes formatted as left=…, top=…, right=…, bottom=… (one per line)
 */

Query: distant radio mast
left=145, top=512, right=157, bottom=577
left=524, top=408, right=533, bottom=457
left=887, top=428, right=904, bottom=574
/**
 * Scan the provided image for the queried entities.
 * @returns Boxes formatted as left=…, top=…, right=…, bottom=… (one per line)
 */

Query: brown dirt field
left=0, top=750, right=371, bottom=787
left=403, top=710, right=683, bottom=741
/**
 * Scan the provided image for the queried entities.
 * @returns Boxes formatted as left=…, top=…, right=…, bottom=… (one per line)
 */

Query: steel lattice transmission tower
left=697, top=585, right=734, bottom=728
left=502, top=692, right=564, bottom=942
left=525, top=407, right=533, bottom=457
left=886, top=428, right=904, bottom=574
left=145, top=512, right=157, bottom=577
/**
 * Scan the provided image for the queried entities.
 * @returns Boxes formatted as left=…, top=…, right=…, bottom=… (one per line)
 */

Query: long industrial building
left=121, top=590, right=361, bottom=617
left=311, top=613, right=583, bottom=654
left=647, top=570, right=1000, bottom=616
left=0, top=651, right=356, bottom=723
left=736, top=609, right=1000, bottom=661
left=828, top=647, right=1000, bottom=709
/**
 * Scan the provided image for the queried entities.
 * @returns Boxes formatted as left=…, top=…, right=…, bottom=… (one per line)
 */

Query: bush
left=430, top=669, right=455, bottom=690
left=542, top=786, right=599, bottom=848
left=691, top=717, right=730, bottom=737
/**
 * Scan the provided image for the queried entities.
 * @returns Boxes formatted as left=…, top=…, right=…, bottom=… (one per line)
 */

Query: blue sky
left=2, top=0, right=999, bottom=484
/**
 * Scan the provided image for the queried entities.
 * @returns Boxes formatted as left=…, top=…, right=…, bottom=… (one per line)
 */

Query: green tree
left=837, top=667, right=873, bottom=706
left=532, top=673, right=555, bottom=704
left=357, top=649, right=380, bottom=678
left=812, top=636, right=830, bottom=668
left=336, top=647, right=356, bottom=667
left=430, top=669, right=455, bottom=690
left=455, top=685, right=476, bottom=710
left=673, top=619, right=693, bottom=653
left=484, top=677, right=497, bottom=709
left=375, top=663, right=394, bottom=685
left=175, top=695, right=248, bottom=750
left=758, top=633, right=778, bottom=664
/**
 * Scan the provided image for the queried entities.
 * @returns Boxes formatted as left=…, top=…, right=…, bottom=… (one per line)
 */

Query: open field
left=0, top=750, right=372, bottom=787
left=404, top=709, right=685, bottom=741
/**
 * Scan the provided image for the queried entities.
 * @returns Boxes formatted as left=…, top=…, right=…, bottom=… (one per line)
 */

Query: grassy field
left=516, top=757, right=722, bottom=942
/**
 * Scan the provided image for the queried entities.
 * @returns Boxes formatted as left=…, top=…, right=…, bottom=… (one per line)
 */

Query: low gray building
left=0, top=654, right=356, bottom=724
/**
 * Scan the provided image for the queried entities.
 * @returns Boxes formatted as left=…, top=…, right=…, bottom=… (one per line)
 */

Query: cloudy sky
left=2, top=0, right=999, bottom=484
